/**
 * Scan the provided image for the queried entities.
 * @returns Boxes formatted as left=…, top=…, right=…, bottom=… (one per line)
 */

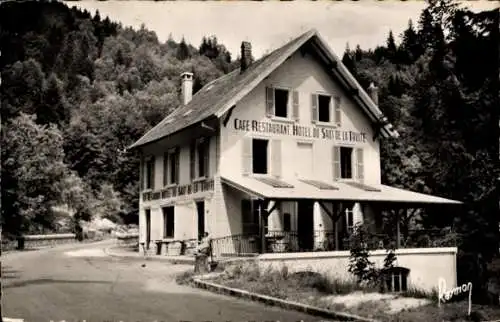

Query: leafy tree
left=37, top=73, right=70, bottom=126
left=2, top=59, right=46, bottom=119
left=2, top=114, right=69, bottom=235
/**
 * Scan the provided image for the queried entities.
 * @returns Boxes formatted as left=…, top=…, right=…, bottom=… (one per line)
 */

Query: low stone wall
left=116, top=233, right=139, bottom=247
left=18, top=233, right=77, bottom=250
left=258, top=247, right=458, bottom=293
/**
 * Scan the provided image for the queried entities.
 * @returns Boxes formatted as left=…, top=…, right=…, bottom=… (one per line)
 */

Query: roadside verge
left=192, top=277, right=381, bottom=322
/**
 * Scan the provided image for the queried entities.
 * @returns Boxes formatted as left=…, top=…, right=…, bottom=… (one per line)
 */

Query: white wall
left=258, top=247, right=458, bottom=293
left=220, top=50, right=381, bottom=184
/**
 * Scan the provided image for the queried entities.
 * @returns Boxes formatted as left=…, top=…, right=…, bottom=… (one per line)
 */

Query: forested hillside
left=1, top=1, right=238, bottom=237
left=1, top=0, right=498, bottom=292
left=342, top=0, right=498, bottom=297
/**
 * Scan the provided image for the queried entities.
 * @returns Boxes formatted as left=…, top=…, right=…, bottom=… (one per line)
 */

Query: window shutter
left=150, top=156, right=156, bottom=190
left=266, top=87, right=274, bottom=117
left=140, top=155, right=145, bottom=190
left=332, top=146, right=341, bottom=181
left=190, top=142, right=196, bottom=180
left=356, top=148, right=364, bottom=182
left=175, top=148, right=180, bottom=184
left=334, top=96, right=342, bottom=127
left=271, top=139, right=282, bottom=178
left=163, top=152, right=169, bottom=186
left=242, top=137, right=252, bottom=175
left=292, top=91, right=299, bottom=121
left=204, top=139, right=210, bottom=177
left=311, top=94, right=318, bottom=123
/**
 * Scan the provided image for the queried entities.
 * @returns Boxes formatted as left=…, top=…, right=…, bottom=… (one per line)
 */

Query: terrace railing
left=342, top=228, right=458, bottom=250
left=210, top=228, right=458, bottom=257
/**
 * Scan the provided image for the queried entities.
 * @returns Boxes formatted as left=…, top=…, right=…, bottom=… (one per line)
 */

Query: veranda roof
left=221, top=176, right=462, bottom=205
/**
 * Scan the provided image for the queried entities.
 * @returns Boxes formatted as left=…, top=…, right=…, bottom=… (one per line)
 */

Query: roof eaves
left=312, top=33, right=399, bottom=139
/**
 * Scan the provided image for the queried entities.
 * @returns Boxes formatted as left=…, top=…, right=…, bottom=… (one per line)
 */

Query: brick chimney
left=180, top=72, right=194, bottom=105
left=240, top=41, right=253, bottom=73
left=367, top=82, right=379, bottom=106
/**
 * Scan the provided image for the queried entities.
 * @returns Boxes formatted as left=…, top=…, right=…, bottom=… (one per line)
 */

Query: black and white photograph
left=1, top=0, right=499, bottom=321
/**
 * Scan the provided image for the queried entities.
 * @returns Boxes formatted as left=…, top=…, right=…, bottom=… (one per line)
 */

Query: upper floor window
left=163, top=148, right=179, bottom=186
left=318, top=95, right=331, bottom=122
left=145, top=157, right=155, bottom=190
left=243, top=137, right=282, bottom=177
left=266, top=87, right=299, bottom=121
left=191, top=138, right=210, bottom=180
left=332, top=146, right=364, bottom=181
left=312, top=94, right=341, bottom=126
left=252, top=139, right=269, bottom=174
left=340, top=147, right=353, bottom=179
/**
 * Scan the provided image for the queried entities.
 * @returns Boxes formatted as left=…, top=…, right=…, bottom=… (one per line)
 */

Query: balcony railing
left=142, top=178, right=215, bottom=201
left=209, top=228, right=458, bottom=257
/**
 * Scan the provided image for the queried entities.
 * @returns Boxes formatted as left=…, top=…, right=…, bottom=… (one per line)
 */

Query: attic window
left=206, top=84, right=214, bottom=91
left=183, top=110, right=193, bottom=116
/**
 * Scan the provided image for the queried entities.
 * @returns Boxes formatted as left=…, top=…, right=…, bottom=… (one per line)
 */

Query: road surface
left=2, top=241, right=333, bottom=322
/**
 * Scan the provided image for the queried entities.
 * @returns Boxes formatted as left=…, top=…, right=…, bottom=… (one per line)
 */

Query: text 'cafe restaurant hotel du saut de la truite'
left=128, top=29, right=462, bottom=293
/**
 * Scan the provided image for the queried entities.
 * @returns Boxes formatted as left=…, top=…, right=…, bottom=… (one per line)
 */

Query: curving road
left=2, top=241, right=332, bottom=322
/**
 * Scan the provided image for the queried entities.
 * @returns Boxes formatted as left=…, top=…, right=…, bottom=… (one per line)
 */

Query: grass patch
left=203, top=261, right=500, bottom=321
left=175, top=270, right=196, bottom=286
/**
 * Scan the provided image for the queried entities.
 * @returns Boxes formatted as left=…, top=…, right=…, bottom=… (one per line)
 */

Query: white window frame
left=194, top=138, right=209, bottom=181
left=164, top=148, right=179, bottom=187
left=251, top=137, right=270, bottom=176
left=144, top=156, right=155, bottom=190
left=339, top=146, right=355, bottom=180
left=270, top=86, right=293, bottom=121
left=316, top=92, right=333, bottom=124
left=314, top=92, right=341, bottom=127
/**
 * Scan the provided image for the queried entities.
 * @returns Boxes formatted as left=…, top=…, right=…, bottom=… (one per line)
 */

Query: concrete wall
left=220, top=50, right=381, bottom=184
left=258, top=247, right=458, bottom=293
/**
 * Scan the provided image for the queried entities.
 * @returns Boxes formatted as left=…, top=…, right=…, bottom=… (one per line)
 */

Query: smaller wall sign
left=438, top=277, right=472, bottom=316
left=233, top=118, right=368, bottom=143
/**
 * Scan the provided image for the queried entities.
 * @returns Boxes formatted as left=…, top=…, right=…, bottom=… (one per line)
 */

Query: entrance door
left=145, top=209, right=151, bottom=249
left=297, top=200, right=314, bottom=251
left=196, top=201, right=205, bottom=241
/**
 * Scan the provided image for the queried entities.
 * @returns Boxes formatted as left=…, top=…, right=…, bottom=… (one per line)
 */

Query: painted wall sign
left=438, top=277, right=472, bottom=316
left=233, top=118, right=368, bottom=143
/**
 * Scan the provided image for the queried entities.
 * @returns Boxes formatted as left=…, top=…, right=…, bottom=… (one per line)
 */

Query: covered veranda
left=212, top=176, right=463, bottom=257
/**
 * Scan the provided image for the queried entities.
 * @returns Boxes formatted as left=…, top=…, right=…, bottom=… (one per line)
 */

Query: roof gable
left=129, top=29, right=397, bottom=150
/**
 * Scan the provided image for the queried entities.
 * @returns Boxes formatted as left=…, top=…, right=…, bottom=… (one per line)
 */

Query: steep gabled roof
left=129, top=29, right=398, bottom=150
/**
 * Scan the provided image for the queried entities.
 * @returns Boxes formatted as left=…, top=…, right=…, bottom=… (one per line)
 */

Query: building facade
left=130, top=30, right=461, bottom=291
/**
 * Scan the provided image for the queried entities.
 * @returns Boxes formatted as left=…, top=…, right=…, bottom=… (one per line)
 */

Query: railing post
left=259, top=202, right=266, bottom=254
left=396, top=209, right=401, bottom=249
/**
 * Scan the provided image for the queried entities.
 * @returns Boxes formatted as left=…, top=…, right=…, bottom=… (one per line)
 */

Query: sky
left=74, top=1, right=498, bottom=59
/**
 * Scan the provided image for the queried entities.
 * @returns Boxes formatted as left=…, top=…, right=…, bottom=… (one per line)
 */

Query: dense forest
left=1, top=1, right=238, bottom=236
left=1, top=0, right=498, bottom=300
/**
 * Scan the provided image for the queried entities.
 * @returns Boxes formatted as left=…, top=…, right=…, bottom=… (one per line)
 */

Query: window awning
left=221, top=176, right=462, bottom=205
